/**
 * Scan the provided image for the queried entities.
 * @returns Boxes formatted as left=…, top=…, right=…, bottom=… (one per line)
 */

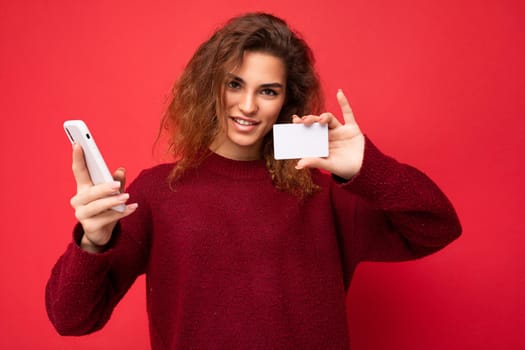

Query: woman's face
left=211, top=51, right=286, bottom=160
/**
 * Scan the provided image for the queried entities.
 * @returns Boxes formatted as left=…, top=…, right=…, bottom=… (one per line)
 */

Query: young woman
left=46, top=12, right=461, bottom=349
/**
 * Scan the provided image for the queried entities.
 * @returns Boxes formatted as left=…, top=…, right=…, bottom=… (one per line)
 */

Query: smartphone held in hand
left=63, top=120, right=125, bottom=212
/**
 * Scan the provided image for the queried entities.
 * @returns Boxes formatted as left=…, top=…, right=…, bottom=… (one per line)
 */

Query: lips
left=231, top=117, right=260, bottom=126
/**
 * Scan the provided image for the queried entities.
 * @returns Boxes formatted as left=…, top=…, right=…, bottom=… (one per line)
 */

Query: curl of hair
left=160, top=12, right=324, bottom=197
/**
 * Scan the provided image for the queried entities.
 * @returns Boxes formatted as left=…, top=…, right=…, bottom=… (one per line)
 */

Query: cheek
left=269, top=99, right=285, bottom=121
left=224, top=91, right=236, bottom=109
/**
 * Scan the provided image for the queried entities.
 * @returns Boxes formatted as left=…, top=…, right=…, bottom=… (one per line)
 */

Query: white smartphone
left=63, top=120, right=126, bottom=212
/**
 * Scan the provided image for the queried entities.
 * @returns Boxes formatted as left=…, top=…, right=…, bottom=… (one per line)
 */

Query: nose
left=238, top=92, right=258, bottom=116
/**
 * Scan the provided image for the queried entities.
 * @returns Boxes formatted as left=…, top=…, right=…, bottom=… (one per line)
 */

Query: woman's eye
left=261, top=89, right=277, bottom=96
left=227, top=81, right=241, bottom=89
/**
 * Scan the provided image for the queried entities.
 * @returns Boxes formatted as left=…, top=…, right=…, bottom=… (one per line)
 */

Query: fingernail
left=117, top=193, right=129, bottom=201
left=128, top=203, right=139, bottom=210
left=111, top=181, right=121, bottom=189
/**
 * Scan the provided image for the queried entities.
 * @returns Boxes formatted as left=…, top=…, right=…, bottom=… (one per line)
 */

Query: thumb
left=72, top=144, right=93, bottom=191
left=295, top=157, right=329, bottom=171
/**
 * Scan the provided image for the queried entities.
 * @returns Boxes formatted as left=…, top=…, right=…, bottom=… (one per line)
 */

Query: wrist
left=80, top=234, right=106, bottom=254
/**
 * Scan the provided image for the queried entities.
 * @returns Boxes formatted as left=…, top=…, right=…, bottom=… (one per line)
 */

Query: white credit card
left=273, top=123, right=329, bottom=160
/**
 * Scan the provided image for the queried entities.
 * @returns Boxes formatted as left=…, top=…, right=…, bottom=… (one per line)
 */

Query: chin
left=228, top=133, right=261, bottom=148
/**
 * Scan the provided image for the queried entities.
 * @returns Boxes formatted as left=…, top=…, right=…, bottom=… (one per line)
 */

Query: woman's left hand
left=293, top=89, right=365, bottom=180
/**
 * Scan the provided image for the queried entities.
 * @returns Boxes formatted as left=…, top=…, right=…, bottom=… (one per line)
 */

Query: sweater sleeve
left=45, top=172, right=152, bottom=336
left=331, top=136, right=462, bottom=271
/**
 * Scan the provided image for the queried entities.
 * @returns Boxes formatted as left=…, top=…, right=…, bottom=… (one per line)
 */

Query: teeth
left=234, top=118, right=256, bottom=126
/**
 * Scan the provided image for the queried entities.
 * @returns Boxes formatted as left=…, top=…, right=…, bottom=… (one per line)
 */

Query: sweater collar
left=201, top=152, right=270, bottom=180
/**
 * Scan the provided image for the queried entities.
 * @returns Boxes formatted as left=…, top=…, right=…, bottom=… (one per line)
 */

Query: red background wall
left=1, top=0, right=523, bottom=349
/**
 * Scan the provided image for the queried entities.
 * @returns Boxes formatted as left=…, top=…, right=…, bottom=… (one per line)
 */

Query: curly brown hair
left=160, top=12, right=324, bottom=197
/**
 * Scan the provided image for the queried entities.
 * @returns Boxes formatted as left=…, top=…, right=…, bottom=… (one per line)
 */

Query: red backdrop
left=1, top=0, right=523, bottom=349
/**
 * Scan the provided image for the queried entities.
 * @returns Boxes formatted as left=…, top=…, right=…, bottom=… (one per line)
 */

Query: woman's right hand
left=69, top=144, right=138, bottom=253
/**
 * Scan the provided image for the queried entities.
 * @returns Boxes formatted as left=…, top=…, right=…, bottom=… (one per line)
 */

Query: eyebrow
left=227, top=74, right=284, bottom=89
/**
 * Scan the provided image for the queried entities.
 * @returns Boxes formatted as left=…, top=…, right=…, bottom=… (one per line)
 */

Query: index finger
left=337, top=89, right=357, bottom=125
left=72, top=144, right=94, bottom=190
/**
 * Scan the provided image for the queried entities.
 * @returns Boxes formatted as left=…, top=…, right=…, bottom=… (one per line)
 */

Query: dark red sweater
left=46, top=137, right=461, bottom=349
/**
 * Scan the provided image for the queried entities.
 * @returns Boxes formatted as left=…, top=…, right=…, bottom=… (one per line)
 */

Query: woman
left=46, top=12, right=461, bottom=349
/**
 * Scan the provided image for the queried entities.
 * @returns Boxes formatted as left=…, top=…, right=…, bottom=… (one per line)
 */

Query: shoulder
left=136, top=162, right=174, bottom=180
left=127, top=162, right=175, bottom=195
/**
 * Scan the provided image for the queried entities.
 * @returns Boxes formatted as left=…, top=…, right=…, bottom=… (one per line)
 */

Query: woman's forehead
left=229, top=52, right=286, bottom=84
